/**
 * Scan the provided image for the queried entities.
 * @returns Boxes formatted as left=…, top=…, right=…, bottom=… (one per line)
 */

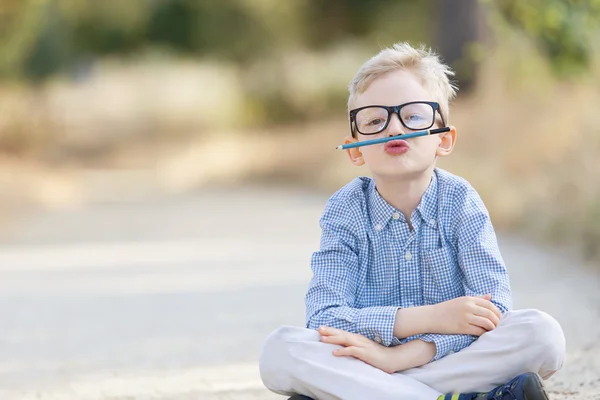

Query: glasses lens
left=400, top=103, right=435, bottom=130
left=355, top=107, right=389, bottom=134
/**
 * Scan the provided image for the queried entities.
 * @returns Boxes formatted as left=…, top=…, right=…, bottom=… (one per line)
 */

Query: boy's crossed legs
left=259, top=309, right=565, bottom=400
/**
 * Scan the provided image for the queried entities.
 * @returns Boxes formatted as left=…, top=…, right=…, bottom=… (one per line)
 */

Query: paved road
left=0, top=185, right=599, bottom=399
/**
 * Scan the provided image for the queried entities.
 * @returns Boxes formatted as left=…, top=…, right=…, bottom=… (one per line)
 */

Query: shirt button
left=430, top=218, right=436, bottom=226
left=374, top=336, right=382, bottom=344
left=375, top=224, right=383, bottom=231
left=405, top=251, right=412, bottom=261
left=392, top=212, right=400, bottom=220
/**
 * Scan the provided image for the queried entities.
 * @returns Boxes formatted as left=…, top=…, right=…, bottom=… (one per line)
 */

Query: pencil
left=335, top=127, right=451, bottom=150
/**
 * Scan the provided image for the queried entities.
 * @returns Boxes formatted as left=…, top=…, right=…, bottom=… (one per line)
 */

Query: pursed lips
left=383, top=138, right=409, bottom=154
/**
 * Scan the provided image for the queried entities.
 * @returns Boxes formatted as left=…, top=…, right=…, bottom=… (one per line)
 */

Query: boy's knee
left=531, top=310, right=566, bottom=375
left=523, top=309, right=565, bottom=354
left=507, top=309, right=566, bottom=374
left=259, top=326, right=319, bottom=393
left=259, top=326, right=295, bottom=391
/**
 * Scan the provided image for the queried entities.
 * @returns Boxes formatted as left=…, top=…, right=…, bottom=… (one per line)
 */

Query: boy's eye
left=405, top=114, right=425, bottom=121
left=355, top=107, right=389, bottom=133
left=366, top=118, right=385, bottom=126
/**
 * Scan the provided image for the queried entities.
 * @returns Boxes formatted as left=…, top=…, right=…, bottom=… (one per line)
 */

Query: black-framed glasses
left=349, top=101, right=446, bottom=137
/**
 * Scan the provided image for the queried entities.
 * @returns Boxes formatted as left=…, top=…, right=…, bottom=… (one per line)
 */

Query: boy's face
left=345, top=69, right=455, bottom=180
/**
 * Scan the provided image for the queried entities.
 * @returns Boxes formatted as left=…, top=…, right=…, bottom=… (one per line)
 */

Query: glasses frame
left=349, top=101, right=446, bottom=138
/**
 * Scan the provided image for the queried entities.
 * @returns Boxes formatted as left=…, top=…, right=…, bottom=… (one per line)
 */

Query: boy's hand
left=431, top=294, right=502, bottom=336
left=318, top=326, right=399, bottom=374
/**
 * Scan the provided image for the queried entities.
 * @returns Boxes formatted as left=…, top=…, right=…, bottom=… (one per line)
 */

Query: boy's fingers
left=345, top=332, right=369, bottom=346
left=473, top=298, right=502, bottom=319
left=470, top=315, right=495, bottom=331
left=489, top=303, right=502, bottom=320
left=333, top=346, right=363, bottom=358
left=482, top=301, right=502, bottom=320
left=467, top=324, right=487, bottom=336
left=473, top=297, right=490, bottom=308
left=474, top=307, right=500, bottom=326
left=318, top=330, right=333, bottom=337
left=320, top=334, right=347, bottom=345
left=321, top=331, right=361, bottom=346
left=473, top=295, right=503, bottom=320
left=318, top=326, right=345, bottom=336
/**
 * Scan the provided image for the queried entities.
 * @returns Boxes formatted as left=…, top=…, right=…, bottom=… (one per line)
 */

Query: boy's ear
left=436, top=126, right=457, bottom=157
left=344, top=136, right=365, bottom=166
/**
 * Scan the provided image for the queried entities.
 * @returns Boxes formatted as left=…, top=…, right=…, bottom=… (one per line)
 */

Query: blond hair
left=348, top=42, right=457, bottom=124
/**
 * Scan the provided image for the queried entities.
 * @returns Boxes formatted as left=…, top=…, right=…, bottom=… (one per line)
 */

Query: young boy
left=258, top=42, right=565, bottom=400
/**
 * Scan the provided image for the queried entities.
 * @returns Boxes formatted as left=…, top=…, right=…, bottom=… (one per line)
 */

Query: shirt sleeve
left=305, top=196, right=401, bottom=347
left=454, top=184, right=512, bottom=313
left=419, top=333, right=475, bottom=361
left=421, top=183, right=513, bottom=362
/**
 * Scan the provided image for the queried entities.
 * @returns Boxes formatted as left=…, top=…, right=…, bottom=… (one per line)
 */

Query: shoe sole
left=523, top=373, right=549, bottom=400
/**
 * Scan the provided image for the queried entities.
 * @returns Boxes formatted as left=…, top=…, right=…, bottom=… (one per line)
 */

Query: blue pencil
left=335, top=127, right=451, bottom=150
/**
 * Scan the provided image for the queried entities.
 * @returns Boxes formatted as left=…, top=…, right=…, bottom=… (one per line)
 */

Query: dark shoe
left=439, top=372, right=549, bottom=400
left=288, top=396, right=314, bottom=400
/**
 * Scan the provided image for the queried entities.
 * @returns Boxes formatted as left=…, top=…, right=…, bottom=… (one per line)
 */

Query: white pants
left=259, top=309, right=565, bottom=400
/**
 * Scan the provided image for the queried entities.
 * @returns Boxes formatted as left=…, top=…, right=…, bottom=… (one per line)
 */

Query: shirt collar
left=368, top=170, right=439, bottom=232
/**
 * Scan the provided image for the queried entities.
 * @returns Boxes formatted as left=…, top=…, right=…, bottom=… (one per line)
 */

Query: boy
left=258, top=42, right=565, bottom=400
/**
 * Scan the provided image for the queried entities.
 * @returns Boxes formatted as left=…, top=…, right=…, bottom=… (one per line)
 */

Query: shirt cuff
left=419, top=333, right=477, bottom=361
left=355, top=306, right=400, bottom=346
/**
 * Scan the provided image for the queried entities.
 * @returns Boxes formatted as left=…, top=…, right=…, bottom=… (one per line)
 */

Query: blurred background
left=1, top=1, right=600, bottom=399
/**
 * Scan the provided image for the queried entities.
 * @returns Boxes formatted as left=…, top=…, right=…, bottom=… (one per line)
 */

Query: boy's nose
left=386, top=113, right=406, bottom=136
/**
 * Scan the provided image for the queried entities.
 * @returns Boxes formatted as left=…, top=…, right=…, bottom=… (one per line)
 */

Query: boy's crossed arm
left=314, top=294, right=502, bottom=374
left=307, top=291, right=502, bottom=373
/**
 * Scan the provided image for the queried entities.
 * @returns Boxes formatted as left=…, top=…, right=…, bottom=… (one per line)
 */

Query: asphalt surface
left=0, top=185, right=598, bottom=399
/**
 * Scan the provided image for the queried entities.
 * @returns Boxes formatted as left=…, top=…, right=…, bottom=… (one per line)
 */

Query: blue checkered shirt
left=305, top=168, right=512, bottom=361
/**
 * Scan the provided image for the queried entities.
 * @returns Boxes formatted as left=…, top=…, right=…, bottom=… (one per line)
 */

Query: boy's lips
left=384, top=138, right=409, bottom=155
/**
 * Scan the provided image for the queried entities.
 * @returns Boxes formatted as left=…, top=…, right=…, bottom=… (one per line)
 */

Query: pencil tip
left=335, top=145, right=342, bottom=150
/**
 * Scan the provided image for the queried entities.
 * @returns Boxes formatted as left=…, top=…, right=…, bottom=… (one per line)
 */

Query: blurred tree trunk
left=433, top=0, right=487, bottom=93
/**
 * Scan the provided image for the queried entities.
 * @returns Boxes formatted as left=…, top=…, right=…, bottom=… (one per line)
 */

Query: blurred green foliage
left=0, top=0, right=598, bottom=82
left=495, top=0, right=600, bottom=76
left=0, top=0, right=429, bottom=81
